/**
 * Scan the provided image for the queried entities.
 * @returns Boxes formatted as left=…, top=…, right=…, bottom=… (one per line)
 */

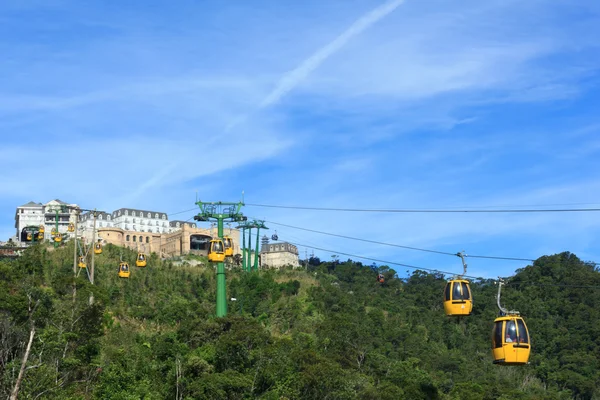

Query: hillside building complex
left=13, top=199, right=300, bottom=268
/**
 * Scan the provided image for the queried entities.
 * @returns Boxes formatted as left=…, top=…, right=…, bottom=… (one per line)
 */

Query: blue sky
left=1, top=0, right=599, bottom=279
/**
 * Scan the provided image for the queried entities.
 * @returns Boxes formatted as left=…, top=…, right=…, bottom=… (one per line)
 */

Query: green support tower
left=194, top=200, right=247, bottom=317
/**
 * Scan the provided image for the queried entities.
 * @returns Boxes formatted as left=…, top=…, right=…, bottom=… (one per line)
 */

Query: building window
left=146, top=237, right=149, bottom=243
left=99, top=214, right=103, bottom=220
left=133, top=236, right=136, bottom=242
left=125, top=210, right=128, bottom=216
left=139, top=236, right=142, bottom=242
left=155, top=213, right=159, bottom=219
left=126, top=235, right=130, bottom=241
left=176, top=222, right=180, bottom=227
left=147, top=212, right=151, bottom=218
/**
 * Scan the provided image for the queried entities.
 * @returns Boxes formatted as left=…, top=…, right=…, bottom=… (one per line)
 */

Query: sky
left=1, top=0, right=599, bottom=279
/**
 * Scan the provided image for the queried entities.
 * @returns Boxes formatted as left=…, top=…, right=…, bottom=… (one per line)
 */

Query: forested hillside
left=1, top=244, right=599, bottom=399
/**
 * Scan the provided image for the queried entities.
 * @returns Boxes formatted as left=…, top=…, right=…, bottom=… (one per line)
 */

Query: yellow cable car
left=68, top=223, right=75, bottom=232
left=118, top=262, right=130, bottom=278
left=51, top=228, right=57, bottom=237
left=39, top=225, right=45, bottom=234
left=443, top=279, right=473, bottom=316
left=78, top=256, right=86, bottom=269
left=492, top=279, right=531, bottom=365
left=94, top=243, right=103, bottom=254
left=208, top=239, right=225, bottom=263
left=492, top=315, right=531, bottom=365
left=223, top=236, right=234, bottom=257
left=26, top=232, right=33, bottom=241
left=136, top=253, right=147, bottom=268
left=444, top=252, right=472, bottom=316
left=54, top=233, right=62, bottom=243
left=37, top=232, right=44, bottom=240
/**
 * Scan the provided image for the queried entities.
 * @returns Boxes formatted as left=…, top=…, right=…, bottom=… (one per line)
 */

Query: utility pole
left=194, top=200, right=247, bottom=317
left=73, top=209, right=79, bottom=274
left=89, top=210, right=97, bottom=305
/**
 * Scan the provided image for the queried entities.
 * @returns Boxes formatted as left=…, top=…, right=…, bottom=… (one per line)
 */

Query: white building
left=14, top=199, right=79, bottom=243
left=78, top=211, right=113, bottom=242
left=168, top=220, right=198, bottom=233
left=260, top=242, right=300, bottom=269
left=110, top=208, right=169, bottom=234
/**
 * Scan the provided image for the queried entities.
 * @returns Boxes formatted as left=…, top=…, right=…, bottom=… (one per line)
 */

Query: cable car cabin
left=37, top=232, right=44, bottom=240
left=94, top=243, right=102, bottom=254
left=223, top=236, right=233, bottom=257
left=51, top=228, right=57, bottom=236
left=68, top=223, right=75, bottom=232
left=39, top=225, right=45, bottom=234
left=208, top=239, right=225, bottom=262
left=377, top=273, right=385, bottom=283
left=136, top=253, right=147, bottom=267
left=54, top=233, right=62, bottom=243
left=26, top=232, right=33, bottom=241
left=118, top=262, right=131, bottom=278
left=443, top=279, right=473, bottom=316
left=492, top=315, right=531, bottom=365
left=78, top=256, right=86, bottom=269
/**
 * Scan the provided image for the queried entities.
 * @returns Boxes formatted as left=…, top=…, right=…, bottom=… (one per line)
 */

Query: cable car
left=51, top=228, right=57, bottom=237
left=78, top=256, right=86, bottom=269
left=37, top=232, right=44, bottom=240
left=443, top=280, right=473, bottom=316
left=136, top=253, right=147, bottom=267
left=271, top=231, right=278, bottom=241
left=444, top=252, right=472, bottom=316
left=68, top=223, right=75, bottom=232
left=118, top=262, right=130, bottom=278
left=54, top=233, right=62, bottom=243
left=26, top=232, right=33, bottom=241
left=492, top=279, right=531, bottom=365
left=94, top=243, right=102, bottom=254
left=39, top=225, right=45, bottom=234
left=208, top=239, right=225, bottom=262
left=492, top=315, right=531, bottom=365
left=377, top=273, right=385, bottom=283
left=223, top=236, right=233, bottom=257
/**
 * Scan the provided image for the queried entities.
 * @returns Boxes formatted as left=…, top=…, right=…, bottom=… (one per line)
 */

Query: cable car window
left=493, top=321, right=503, bottom=348
left=505, top=320, right=517, bottom=343
left=453, top=282, right=464, bottom=300
left=516, top=319, right=529, bottom=344
left=461, top=282, right=470, bottom=300
left=444, top=283, right=451, bottom=301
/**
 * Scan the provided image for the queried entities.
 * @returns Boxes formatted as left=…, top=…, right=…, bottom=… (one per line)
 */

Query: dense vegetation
left=1, top=244, right=599, bottom=399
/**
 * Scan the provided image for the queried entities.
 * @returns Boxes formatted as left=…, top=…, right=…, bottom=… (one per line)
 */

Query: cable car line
left=167, top=207, right=198, bottom=217
left=285, top=240, right=483, bottom=280
left=261, top=219, right=537, bottom=263
left=285, top=240, right=600, bottom=290
left=245, top=203, right=600, bottom=213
